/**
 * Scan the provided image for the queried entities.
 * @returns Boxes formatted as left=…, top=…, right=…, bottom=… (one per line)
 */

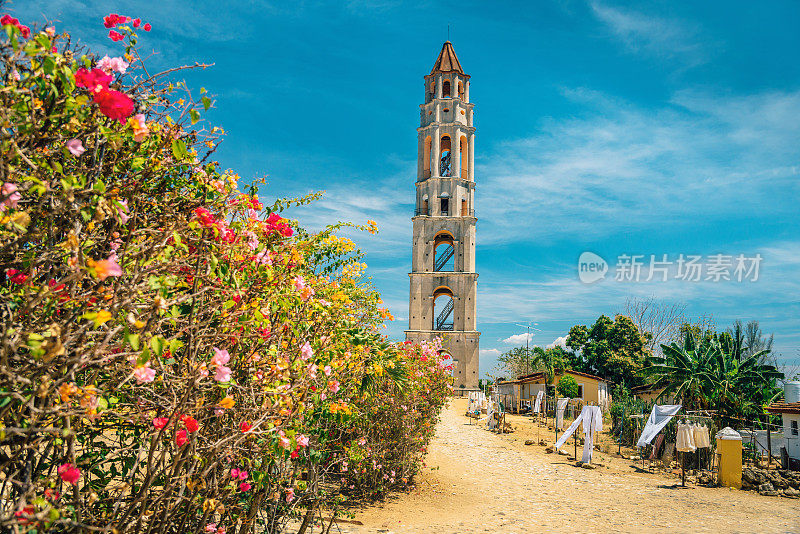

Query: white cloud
left=477, top=88, right=800, bottom=245
left=480, top=348, right=501, bottom=356
left=547, top=336, right=569, bottom=350
left=589, top=1, right=707, bottom=64
left=501, top=333, right=535, bottom=345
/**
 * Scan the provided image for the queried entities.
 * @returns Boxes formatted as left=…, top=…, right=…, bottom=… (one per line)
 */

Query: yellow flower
left=94, top=310, right=112, bottom=326
left=218, top=396, right=235, bottom=409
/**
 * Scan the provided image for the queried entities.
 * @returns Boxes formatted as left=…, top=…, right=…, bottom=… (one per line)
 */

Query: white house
left=766, top=381, right=800, bottom=464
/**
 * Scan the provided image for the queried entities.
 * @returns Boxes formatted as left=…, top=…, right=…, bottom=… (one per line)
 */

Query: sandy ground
left=330, top=398, right=800, bottom=534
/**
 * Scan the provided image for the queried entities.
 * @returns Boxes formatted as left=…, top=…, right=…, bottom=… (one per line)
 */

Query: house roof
left=430, top=41, right=466, bottom=76
left=766, top=402, right=800, bottom=415
left=500, top=369, right=607, bottom=385
left=631, top=384, right=663, bottom=394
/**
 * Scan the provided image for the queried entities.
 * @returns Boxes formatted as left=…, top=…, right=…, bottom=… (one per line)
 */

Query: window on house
left=792, top=420, right=798, bottom=436
left=577, top=385, right=584, bottom=398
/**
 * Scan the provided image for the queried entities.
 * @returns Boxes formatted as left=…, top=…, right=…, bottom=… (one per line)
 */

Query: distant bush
left=556, top=374, right=579, bottom=399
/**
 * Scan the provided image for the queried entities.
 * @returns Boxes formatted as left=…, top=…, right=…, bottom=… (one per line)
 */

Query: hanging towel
left=636, top=404, right=682, bottom=448
left=556, top=398, right=570, bottom=430
left=555, top=406, right=586, bottom=450
left=693, top=424, right=710, bottom=448
left=582, top=406, right=600, bottom=463
left=533, top=390, right=544, bottom=414
left=676, top=423, right=696, bottom=452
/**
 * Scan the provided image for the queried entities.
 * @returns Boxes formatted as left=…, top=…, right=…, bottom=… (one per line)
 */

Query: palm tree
left=645, top=331, right=717, bottom=409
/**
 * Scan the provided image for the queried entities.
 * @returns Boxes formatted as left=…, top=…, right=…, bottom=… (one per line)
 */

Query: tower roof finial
left=430, top=41, right=465, bottom=75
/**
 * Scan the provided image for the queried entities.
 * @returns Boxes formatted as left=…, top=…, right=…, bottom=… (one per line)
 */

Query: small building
left=631, top=383, right=676, bottom=404
left=766, top=381, right=800, bottom=463
left=497, top=369, right=611, bottom=412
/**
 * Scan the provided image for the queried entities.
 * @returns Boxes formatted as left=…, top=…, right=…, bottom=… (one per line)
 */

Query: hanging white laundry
left=555, top=398, right=570, bottom=430
left=693, top=424, right=710, bottom=448
left=636, top=404, right=682, bottom=448
left=555, top=407, right=586, bottom=450
left=676, top=423, right=696, bottom=452
left=581, top=406, right=600, bottom=463
left=533, top=390, right=544, bottom=414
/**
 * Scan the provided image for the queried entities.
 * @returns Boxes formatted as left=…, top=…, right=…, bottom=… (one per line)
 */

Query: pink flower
left=66, top=139, right=85, bottom=156
left=152, top=417, right=169, bottom=429
left=278, top=431, right=291, bottom=450
left=93, top=88, right=134, bottom=123
left=285, top=487, right=295, bottom=503
left=211, top=347, right=230, bottom=367
left=175, top=429, right=188, bottom=447
left=1, top=183, right=20, bottom=210
left=300, top=342, right=313, bottom=361
left=205, top=524, right=217, bottom=533
left=58, top=463, right=81, bottom=485
left=108, top=29, right=124, bottom=41
left=143, top=23, right=151, bottom=31
left=306, top=363, right=317, bottom=379
left=238, top=470, right=248, bottom=480
left=103, top=13, right=127, bottom=28
left=94, top=256, right=123, bottom=280
left=239, top=482, right=251, bottom=492
left=323, top=365, right=332, bottom=376
left=117, top=199, right=130, bottom=224
left=97, top=55, right=129, bottom=74
left=328, top=380, right=340, bottom=393
left=230, top=468, right=240, bottom=479
left=214, top=366, right=231, bottom=382
left=254, top=250, right=272, bottom=266
left=133, top=18, right=141, bottom=28
left=296, top=434, right=309, bottom=448
left=129, top=113, right=149, bottom=141
left=133, top=365, right=155, bottom=383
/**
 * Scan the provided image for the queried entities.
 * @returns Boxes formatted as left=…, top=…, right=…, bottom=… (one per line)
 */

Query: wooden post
left=574, top=430, right=577, bottom=461
left=681, top=452, right=686, bottom=487
left=767, top=425, right=772, bottom=466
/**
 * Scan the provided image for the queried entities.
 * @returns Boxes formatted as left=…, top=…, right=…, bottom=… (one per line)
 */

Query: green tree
left=566, top=314, right=650, bottom=386
left=557, top=374, right=580, bottom=398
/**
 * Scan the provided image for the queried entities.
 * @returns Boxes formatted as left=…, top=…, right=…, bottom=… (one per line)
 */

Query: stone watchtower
left=405, top=41, right=479, bottom=391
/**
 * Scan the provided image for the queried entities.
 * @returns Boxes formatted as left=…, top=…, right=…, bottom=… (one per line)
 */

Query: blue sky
left=13, top=1, right=800, bottom=376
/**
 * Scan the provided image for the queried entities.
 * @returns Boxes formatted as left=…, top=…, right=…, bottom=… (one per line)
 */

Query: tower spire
left=430, top=40, right=465, bottom=75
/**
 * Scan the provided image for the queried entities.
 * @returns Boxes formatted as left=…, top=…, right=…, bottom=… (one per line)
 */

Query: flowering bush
left=0, top=14, right=450, bottom=534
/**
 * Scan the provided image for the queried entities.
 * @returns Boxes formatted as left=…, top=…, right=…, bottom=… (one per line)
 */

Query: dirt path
left=339, top=399, right=800, bottom=534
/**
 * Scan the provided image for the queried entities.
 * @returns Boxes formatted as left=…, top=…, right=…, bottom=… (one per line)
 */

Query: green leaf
left=201, top=96, right=212, bottom=111
left=150, top=336, right=165, bottom=357
left=171, top=139, right=188, bottom=159
left=126, top=333, right=140, bottom=351
left=190, top=109, right=200, bottom=124
left=136, top=347, right=151, bottom=366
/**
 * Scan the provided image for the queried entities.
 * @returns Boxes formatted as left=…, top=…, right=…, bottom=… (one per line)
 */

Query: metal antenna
left=448, top=24, right=450, bottom=41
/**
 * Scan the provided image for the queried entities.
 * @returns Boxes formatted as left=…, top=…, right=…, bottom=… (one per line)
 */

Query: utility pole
left=515, top=322, right=540, bottom=376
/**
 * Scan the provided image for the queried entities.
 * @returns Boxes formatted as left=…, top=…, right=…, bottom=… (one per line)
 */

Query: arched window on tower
left=423, top=136, right=432, bottom=178
left=460, top=136, right=468, bottom=179
left=440, top=135, right=451, bottom=177
left=433, top=287, right=454, bottom=331
left=458, top=81, right=464, bottom=100
left=443, top=80, right=451, bottom=98
left=420, top=194, right=429, bottom=216
left=433, top=231, right=454, bottom=272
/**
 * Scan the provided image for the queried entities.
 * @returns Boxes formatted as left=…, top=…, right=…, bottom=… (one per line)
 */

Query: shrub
left=0, top=14, right=450, bottom=533
left=556, top=374, right=579, bottom=399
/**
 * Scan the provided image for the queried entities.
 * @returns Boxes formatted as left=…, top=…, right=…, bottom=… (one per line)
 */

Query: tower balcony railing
left=414, top=208, right=429, bottom=216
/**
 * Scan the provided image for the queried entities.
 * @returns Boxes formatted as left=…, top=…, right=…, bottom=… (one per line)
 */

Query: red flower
left=93, top=89, right=134, bottom=123
left=143, top=23, right=151, bottom=31
left=1, top=15, right=30, bottom=38
left=239, top=420, right=252, bottom=433
left=14, top=505, right=36, bottom=524
left=176, top=429, right=189, bottom=447
left=75, top=68, right=112, bottom=92
left=132, top=18, right=141, bottom=28
left=58, top=463, right=81, bottom=485
left=181, top=415, right=200, bottom=433
left=194, top=207, right=216, bottom=227
left=108, top=29, right=124, bottom=42
left=153, top=417, right=169, bottom=429
left=103, top=13, right=129, bottom=28
left=290, top=448, right=300, bottom=459
left=239, top=482, right=251, bottom=492
left=6, top=269, right=27, bottom=284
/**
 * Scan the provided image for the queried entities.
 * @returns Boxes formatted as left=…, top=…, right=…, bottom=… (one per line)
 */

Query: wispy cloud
left=589, top=1, right=707, bottom=64
left=501, top=333, right=535, bottom=344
